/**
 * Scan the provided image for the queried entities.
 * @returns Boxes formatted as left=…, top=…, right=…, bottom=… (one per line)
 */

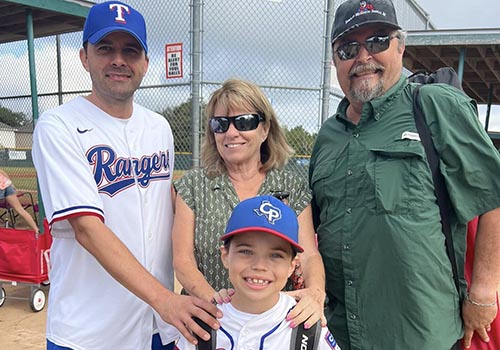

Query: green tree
left=283, top=125, right=317, bottom=156
left=159, top=99, right=206, bottom=153
left=0, top=105, right=28, bottom=127
left=160, top=102, right=317, bottom=159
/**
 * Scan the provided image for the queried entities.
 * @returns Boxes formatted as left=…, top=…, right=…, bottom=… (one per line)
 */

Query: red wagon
left=0, top=219, right=52, bottom=312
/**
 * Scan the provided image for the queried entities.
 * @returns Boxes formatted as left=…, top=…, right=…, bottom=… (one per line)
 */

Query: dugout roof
left=404, top=28, right=500, bottom=105
left=0, top=0, right=93, bottom=44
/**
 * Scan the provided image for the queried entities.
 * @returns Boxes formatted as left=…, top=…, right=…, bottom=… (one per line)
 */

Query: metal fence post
left=320, top=0, right=335, bottom=124
left=56, top=35, right=63, bottom=106
left=190, top=0, right=203, bottom=168
left=26, top=9, right=39, bottom=124
left=26, top=8, right=46, bottom=231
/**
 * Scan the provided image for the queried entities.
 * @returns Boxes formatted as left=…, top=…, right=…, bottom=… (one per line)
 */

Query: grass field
left=2, top=166, right=37, bottom=192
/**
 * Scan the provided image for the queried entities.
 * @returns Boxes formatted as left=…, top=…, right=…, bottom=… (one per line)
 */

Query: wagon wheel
left=30, top=288, right=46, bottom=312
left=0, top=287, right=5, bottom=307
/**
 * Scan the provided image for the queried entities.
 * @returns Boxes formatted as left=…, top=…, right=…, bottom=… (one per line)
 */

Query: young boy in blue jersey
left=175, top=195, right=340, bottom=350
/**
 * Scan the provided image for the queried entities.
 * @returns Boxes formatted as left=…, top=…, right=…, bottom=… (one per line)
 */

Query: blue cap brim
left=87, top=27, right=148, bottom=53
left=221, top=227, right=304, bottom=253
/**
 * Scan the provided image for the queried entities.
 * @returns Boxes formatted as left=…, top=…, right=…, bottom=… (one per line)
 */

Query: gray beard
left=349, top=77, right=385, bottom=103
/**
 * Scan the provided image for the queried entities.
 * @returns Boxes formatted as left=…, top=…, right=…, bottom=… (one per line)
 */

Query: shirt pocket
left=366, top=141, right=427, bottom=215
left=310, top=159, right=342, bottom=226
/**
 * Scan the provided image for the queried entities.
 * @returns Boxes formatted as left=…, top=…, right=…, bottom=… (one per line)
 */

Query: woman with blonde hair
left=172, top=78, right=325, bottom=328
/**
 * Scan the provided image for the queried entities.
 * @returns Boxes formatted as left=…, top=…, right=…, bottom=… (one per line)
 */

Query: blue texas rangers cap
left=83, top=1, right=148, bottom=53
left=331, top=0, right=401, bottom=43
left=221, top=195, right=304, bottom=253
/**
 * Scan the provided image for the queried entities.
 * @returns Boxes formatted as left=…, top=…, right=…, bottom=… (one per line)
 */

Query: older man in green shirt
left=310, top=1, right=500, bottom=349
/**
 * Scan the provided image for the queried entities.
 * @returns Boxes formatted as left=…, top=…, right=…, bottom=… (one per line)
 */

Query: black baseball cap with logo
left=331, top=0, right=401, bottom=43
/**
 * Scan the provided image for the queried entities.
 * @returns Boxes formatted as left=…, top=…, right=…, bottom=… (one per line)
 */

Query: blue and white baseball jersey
left=33, top=96, right=177, bottom=349
left=175, top=293, right=340, bottom=350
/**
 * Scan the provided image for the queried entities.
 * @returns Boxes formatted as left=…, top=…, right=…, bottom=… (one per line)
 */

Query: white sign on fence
left=8, top=150, right=26, bottom=160
left=165, top=43, right=183, bottom=79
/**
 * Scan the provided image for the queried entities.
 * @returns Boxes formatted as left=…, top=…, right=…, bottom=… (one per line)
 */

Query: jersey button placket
left=344, top=128, right=361, bottom=347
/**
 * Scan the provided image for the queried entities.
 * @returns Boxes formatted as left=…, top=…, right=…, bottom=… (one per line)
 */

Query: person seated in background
left=175, top=195, right=340, bottom=350
left=0, top=169, right=39, bottom=233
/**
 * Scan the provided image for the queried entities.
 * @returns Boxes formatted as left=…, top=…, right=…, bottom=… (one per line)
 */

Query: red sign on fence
left=165, top=43, right=183, bottom=79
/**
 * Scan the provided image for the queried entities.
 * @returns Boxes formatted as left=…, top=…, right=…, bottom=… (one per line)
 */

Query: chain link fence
left=0, top=0, right=430, bottom=227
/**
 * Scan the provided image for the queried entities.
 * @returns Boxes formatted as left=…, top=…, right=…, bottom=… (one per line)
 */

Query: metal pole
left=26, top=9, right=39, bottom=123
left=190, top=0, right=203, bottom=168
left=457, top=47, right=466, bottom=83
left=56, top=35, right=63, bottom=105
left=485, top=83, right=493, bottom=132
left=320, top=0, right=335, bottom=125
left=26, top=9, right=45, bottom=231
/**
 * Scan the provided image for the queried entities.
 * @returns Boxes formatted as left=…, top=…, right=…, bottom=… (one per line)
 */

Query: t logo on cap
left=110, top=3, right=131, bottom=24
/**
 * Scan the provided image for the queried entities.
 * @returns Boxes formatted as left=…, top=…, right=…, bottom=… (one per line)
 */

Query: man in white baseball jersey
left=175, top=195, right=341, bottom=350
left=32, top=2, right=220, bottom=349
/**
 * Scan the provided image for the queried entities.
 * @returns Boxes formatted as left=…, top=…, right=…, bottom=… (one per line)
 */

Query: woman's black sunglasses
left=335, top=34, right=398, bottom=61
left=209, top=113, right=264, bottom=133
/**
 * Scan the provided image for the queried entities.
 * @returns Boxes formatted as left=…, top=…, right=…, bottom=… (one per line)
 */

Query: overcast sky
left=416, top=0, right=498, bottom=29
left=2, top=0, right=499, bottom=131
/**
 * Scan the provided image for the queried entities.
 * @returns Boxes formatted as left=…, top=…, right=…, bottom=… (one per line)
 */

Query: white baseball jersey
left=175, top=293, right=341, bottom=350
left=32, top=96, right=178, bottom=350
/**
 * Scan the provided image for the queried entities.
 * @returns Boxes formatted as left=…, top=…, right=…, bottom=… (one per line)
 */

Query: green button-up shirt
left=310, top=75, right=500, bottom=350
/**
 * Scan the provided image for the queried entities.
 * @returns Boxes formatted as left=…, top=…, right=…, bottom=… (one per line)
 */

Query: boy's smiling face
left=221, top=231, right=296, bottom=314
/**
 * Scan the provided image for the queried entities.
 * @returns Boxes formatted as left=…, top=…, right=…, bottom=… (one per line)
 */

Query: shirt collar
left=208, top=168, right=281, bottom=194
left=335, top=74, right=407, bottom=126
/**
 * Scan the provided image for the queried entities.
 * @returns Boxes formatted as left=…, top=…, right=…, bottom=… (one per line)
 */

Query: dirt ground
left=0, top=279, right=182, bottom=350
left=0, top=283, right=48, bottom=350
left=2, top=281, right=499, bottom=350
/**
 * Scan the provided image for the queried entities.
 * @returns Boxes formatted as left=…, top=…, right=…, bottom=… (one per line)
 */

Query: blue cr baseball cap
left=221, top=195, right=304, bottom=253
left=83, top=1, right=148, bottom=53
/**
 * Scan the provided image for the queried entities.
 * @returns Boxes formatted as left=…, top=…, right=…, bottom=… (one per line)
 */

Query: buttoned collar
left=335, top=74, right=407, bottom=127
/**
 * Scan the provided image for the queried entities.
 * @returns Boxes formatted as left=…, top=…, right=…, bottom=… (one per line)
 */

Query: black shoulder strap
left=412, top=85, right=460, bottom=293
left=290, top=320, right=322, bottom=350
left=193, top=317, right=217, bottom=350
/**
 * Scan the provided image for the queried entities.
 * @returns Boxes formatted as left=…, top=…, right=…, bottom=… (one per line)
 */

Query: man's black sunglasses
left=209, top=113, right=264, bottom=133
left=335, top=34, right=398, bottom=61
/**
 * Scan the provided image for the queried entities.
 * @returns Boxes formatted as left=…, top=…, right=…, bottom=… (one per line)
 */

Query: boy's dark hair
left=222, top=235, right=298, bottom=259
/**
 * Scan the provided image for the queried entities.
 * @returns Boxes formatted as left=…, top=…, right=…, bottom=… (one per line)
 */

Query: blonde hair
left=201, top=79, right=293, bottom=177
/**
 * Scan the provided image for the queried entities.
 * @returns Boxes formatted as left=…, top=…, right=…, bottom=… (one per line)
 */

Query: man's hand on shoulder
left=160, top=293, right=222, bottom=345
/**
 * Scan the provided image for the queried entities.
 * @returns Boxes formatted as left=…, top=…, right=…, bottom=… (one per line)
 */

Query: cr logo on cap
left=254, top=200, right=282, bottom=224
